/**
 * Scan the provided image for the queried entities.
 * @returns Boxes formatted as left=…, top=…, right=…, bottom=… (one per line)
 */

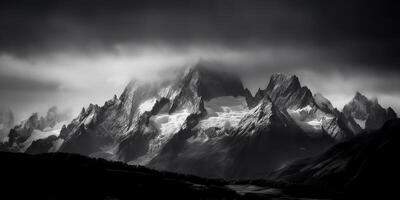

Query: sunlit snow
left=307, top=118, right=323, bottom=129
left=291, top=105, right=313, bottom=114
left=196, top=96, right=248, bottom=129
left=83, top=113, right=94, bottom=125
left=288, top=105, right=335, bottom=132
left=152, top=109, right=190, bottom=136
left=138, top=98, right=157, bottom=114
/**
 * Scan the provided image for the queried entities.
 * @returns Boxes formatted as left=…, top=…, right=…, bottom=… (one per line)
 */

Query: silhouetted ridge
left=269, top=119, right=400, bottom=198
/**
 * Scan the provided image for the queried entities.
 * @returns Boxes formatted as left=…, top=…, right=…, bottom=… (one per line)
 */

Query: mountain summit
left=0, top=64, right=397, bottom=179
left=343, top=91, right=397, bottom=131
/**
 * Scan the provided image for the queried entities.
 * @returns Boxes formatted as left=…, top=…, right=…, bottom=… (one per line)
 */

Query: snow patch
left=83, top=113, right=94, bottom=125
left=138, top=98, right=157, bottom=114
left=307, top=119, right=323, bottom=129
left=197, top=96, right=248, bottom=129
left=152, top=109, right=190, bottom=136
left=288, top=105, right=336, bottom=132
left=291, top=105, right=313, bottom=114
left=354, top=118, right=366, bottom=129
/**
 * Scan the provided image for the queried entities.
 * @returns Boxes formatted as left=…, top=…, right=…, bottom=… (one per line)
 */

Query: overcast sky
left=0, top=0, right=399, bottom=121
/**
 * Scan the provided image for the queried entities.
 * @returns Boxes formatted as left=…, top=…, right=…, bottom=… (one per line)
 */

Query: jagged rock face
left=249, top=73, right=355, bottom=141
left=1, top=107, right=68, bottom=153
left=233, top=98, right=293, bottom=137
left=59, top=64, right=247, bottom=161
left=344, top=92, right=370, bottom=120
left=58, top=96, right=140, bottom=156
left=58, top=79, right=183, bottom=157
left=264, top=73, right=314, bottom=109
left=118, top=65, right=246, bottom=162
left=343, top=92, right=397, bottom=131
left=8, top=113, right=41, bottom=146
left=147, top=97, right=333, bottom=179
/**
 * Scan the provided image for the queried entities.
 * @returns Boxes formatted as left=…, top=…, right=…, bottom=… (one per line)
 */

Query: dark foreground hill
left=1, top=116, right=398, bottom=200
left=0, top=151, right=330, bottom=200
left=270, top=119, right=400, bottom=199
left=0, top=152, right=233, bottom=199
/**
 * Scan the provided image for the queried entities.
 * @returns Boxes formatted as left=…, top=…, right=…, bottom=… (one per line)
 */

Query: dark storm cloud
left=0, top=0, right=400, bottom=119
left=0, top=0, right=399, bottom=68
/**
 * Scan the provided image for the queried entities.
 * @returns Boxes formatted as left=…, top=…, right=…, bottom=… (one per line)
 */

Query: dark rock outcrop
left=343, top=91, right=397, bottom=131
left=25, top=135, right=58, bottom=154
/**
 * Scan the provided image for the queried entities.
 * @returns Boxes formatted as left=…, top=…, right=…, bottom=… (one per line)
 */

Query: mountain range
left=0, top=106, right=69, bottom=153
left=0, top=63, right=397, bottom=179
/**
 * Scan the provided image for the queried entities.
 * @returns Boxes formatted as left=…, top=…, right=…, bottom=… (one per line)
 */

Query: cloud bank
left=0, top=0, right=399, bottom=120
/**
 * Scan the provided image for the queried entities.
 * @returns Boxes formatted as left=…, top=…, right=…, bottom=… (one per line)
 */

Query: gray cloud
left=0, top=0, right=399, bottom=120
left=0, top=0, right=398, bottom=68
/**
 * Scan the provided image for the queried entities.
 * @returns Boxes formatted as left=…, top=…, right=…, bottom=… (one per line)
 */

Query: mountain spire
left=264, top=73, right=312, bottom=109
left=343, top=91, right=397, bottom=131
